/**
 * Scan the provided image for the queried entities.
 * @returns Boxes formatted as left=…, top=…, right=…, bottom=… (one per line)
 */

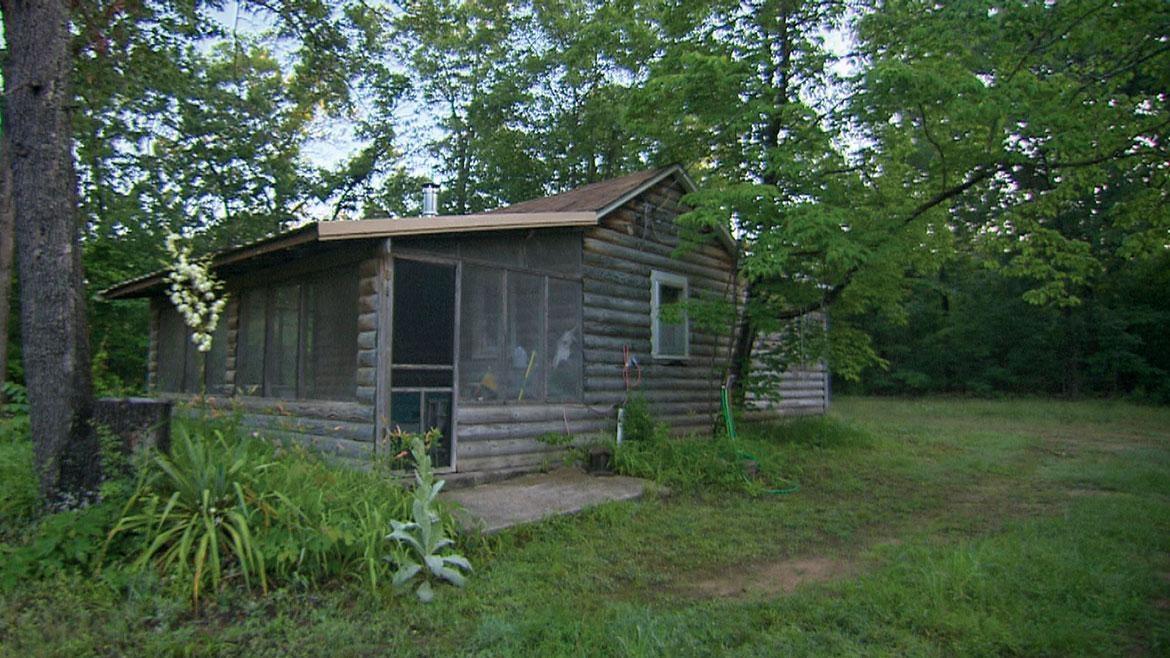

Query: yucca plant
left=104, top=426, right=272, bottom=605
left=386, top=433, right=471, bottom=602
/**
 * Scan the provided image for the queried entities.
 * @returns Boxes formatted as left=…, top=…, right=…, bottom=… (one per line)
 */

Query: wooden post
left=373, top=239, right=393, bottom=453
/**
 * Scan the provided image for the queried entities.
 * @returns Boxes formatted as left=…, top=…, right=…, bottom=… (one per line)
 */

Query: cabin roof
left=488, top=166, right=690, bottom=215
left=102, top=164, right=732, bottom=300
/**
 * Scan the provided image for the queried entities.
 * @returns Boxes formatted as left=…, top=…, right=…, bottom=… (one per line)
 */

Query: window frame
left=650, top=269, right=690, bottom=360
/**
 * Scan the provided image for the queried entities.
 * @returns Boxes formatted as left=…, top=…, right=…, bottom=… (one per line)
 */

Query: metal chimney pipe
left=422, top=182, right=439, bottom=217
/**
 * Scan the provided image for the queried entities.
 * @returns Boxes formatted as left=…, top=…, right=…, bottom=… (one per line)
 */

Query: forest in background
left=3, top=0, right=1167, bottom=402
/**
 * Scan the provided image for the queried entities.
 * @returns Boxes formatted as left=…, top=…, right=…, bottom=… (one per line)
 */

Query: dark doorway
left=391, top=258, right=457, bottom=467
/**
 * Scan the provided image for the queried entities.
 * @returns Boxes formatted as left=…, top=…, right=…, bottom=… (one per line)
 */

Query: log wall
left=580, top=179, right=736, bottom=435
left=742, top=325, right=831, bottom=419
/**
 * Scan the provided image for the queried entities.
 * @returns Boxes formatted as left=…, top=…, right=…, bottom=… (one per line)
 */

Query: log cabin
left=103, top=165, right=830, bottom=477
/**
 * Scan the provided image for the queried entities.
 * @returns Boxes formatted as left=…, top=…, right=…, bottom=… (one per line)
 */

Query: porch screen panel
left=204, top=320, right=228, bottom=394
left=156, top=305, right=186, bottom=392
left=459, top=235, right=522, bottom=268
left=507, top=272, right=544, bottom=401
left=304, top=270, right=358, bottom=400
left=236, top=287, right=265, bottom=395
left=392, top=259, right=455, bottom=366
left=526, top=232, right=581, bottom=276
left=459, top=265, right=504, bottom=401
left=265, top=284, right=300, bottom=398
left=181, top=325, right=202, bottom=393
left=546, top=279, right=582, bottom=401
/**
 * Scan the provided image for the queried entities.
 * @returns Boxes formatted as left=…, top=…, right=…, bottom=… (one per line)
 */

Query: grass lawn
left=2, top=397, right=1169, bottom=656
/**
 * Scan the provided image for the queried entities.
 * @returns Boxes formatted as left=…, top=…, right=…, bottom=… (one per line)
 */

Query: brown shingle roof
left=490, top=166, right=681, bottom=214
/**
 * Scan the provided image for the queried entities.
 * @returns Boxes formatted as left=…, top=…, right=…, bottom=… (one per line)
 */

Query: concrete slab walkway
left=441, top=467, right=648, bottom=534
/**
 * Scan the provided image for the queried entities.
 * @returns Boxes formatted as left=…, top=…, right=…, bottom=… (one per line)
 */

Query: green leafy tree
left=73, top=0, right=409, bottom=387
left=632, top=0, right=1169, bottom=394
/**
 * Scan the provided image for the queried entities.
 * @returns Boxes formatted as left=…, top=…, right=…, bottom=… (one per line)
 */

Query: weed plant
left=386, top=435, right=472, bottom=602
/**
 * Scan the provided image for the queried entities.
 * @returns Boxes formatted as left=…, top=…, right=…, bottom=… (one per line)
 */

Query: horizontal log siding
left=171, top=395, right=377, bottom=461
left=581, top=179, right=735, bottom=433
left=223, top=296, right=239, bottom=393
left=742, top=328, right=831, bottom=419
left=454, top=402, right=614, bottom=471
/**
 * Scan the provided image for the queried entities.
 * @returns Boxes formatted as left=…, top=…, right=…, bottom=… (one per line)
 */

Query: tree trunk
left=728, top=4, right=793, bottom=398
left=726, top=279, right=757, bottom=400
left=1, top=0, right=99, bottom=503
left=0, top=138, right=14, bottom=404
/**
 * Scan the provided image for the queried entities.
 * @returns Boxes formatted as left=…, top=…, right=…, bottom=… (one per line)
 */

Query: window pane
left=547, top=279, right=582, bottom=401
left=423, top=392, right=452, bottom=468
left=390, top=392, right=422, bottom=434
left=458, top=234, right=522, bottom=268
left=656, top=282, right=688, bottom=357
left=236, top=288, right=265, bottom=395
left=459, top=265, right=505, bottom=401
left=156, top=305, right=186, bottom=393
left=304, top=270, right=358, bottom=400
left=392, top=368, right=453, bottom=388
left=507, top=273, right=544, bottom=401
left=266, top=284, right=300, bottom=398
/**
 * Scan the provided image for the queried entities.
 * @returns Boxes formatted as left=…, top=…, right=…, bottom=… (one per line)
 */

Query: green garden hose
left=721, top=385, right=800, bottom=495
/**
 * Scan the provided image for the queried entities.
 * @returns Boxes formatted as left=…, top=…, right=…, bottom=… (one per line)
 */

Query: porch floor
left=441, top=467, right=648, bottom=534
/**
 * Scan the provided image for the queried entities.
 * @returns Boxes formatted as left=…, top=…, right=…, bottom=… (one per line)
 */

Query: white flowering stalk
left=164, top=233, right=227, bottom=353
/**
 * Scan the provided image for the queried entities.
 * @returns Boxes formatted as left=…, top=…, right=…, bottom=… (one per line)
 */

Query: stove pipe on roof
left=422, top=182, right=439, bottom=217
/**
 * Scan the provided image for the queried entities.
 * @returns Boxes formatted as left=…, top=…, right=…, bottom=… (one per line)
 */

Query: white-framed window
left=651, top=270, right=689, bottom=359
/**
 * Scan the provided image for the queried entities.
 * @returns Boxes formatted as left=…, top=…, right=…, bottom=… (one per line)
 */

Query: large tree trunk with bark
left=2, top=0, right=99, bottom=503
left=0, top=139, right=14, bottom=404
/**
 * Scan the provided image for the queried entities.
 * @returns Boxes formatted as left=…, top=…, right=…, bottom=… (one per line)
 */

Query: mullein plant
left=385, top=433, right=471, bottom=602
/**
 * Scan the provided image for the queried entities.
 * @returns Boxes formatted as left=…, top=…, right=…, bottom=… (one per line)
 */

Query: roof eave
left=317, top=211, right=598, bottom=241
left=100, top=224, right=320, bottom=300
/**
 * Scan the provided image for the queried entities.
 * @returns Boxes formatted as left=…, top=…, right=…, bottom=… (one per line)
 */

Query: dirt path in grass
left=690, top=556, right=856, bottom=598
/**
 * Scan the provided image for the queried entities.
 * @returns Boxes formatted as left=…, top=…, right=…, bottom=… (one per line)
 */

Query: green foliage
left=613, top=434, right=754, bottom=494
left=0, top=411, right=29, bottom=444
left=104, top=419, right=422, bottom=604
left=534, top=432, right=575, bottom=447
left=1, top=382, right=29, bottom=416
left=1, top=503, right=126, bottom=591
left=105, top=427, right=272, bottom=604
left=613, top=398, right=757, bottom=493
left=845, top=252, right=1170, bottom=400
left=0, top=415, right=138, bottom=588
left=0, top=422, right=42, bottom=541
left=619, top=394, right=665, bottom=444
left=386, top=435, right=472, bottom=602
